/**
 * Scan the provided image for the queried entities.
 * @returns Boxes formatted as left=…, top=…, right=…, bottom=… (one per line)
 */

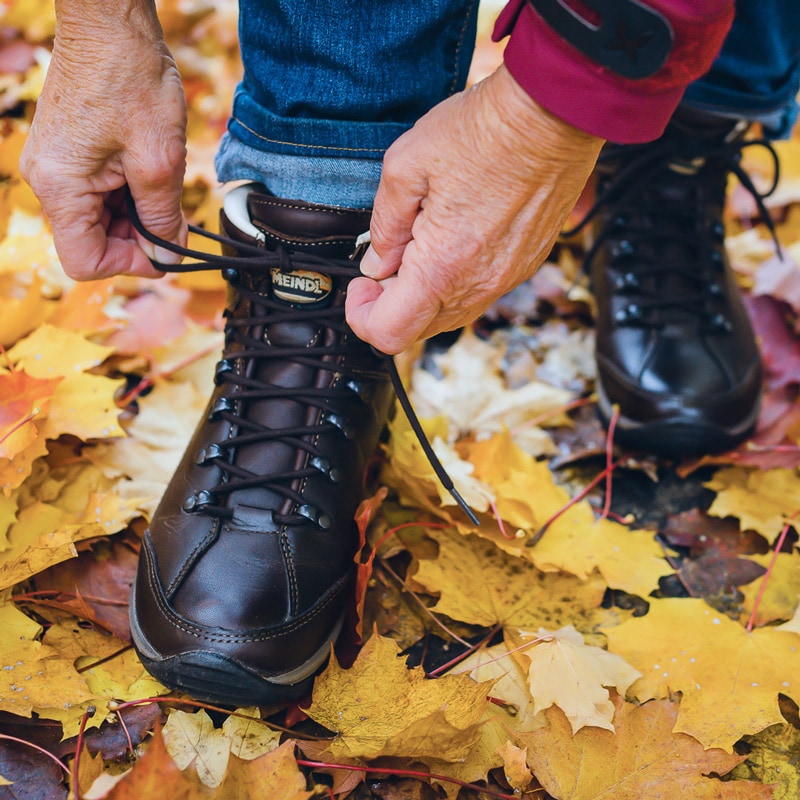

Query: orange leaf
left=216, top=741, right=313, bottom=799
left=49, top=279, right=119, bottom=333
left=352, top=486, right=389, bottom=642
left=106, top=726, right=202, bottom=800
left=0, top=368, right=60, bottom=460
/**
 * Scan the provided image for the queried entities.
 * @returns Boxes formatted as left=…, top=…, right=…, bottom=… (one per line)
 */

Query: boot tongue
left=246, top=192, right=371, bottom=305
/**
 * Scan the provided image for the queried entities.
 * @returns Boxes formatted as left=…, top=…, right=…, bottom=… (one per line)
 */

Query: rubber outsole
left=596, top=385, right=759, bottom=458
left=129, top=583, right=341, bottom=707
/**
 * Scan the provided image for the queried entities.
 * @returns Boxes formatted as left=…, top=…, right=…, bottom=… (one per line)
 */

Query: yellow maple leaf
left=606, top=597, right=800, bottom=751
left=412, top=527, right=607, bottom=631
left=7, top=324, right=124, bottom=440
left=740, top=551, right=800, bottom=627
left=0, top=463, right=146, bottom=589
left=496, top=740, right=533, bottom=792
left=729, top=724, right=800, bottom=800
left=0, top=274, right=54, bottom=348
left=459, top=640, right=548, bottom=733
left=222, top=707, right=281, bottom=760
left=164, top=709, right=232, bottom=788
left=381, top=413, right=455, bottom=522
left=162, top=706, right=284, bottom=789
left=32, top=619, right=167, bottom=738
left=86, top=379, right=212, bottom=518
left=306, top=633, right=491, bottom=761
left=0, top=210, right=58, bottom=276
left=0, top=601, right=94, bottom=719
left=463, top=431, right=670, bottom=597
left=506, top=625, right=642, bottom=733
left=706, top=467, right=800, bottom=540
left=0, top=432, right=48, bottom=496
left=520, top=698, right=773, bottom=800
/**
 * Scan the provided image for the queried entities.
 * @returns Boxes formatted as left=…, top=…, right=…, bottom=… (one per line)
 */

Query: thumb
left=360, top=140, right=427, bottom=281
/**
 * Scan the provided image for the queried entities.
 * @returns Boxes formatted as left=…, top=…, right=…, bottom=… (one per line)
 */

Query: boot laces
left=124, top=190, right=479, bottom=527
left=564, top=134, right=781, bottom=331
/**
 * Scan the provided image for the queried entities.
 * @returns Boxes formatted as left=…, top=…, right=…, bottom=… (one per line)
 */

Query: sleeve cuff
left=492, top=0, right=735, bottom=144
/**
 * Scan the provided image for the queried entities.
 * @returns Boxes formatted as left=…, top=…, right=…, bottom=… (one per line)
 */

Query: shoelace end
left=450, top=488, right=481, bottom=526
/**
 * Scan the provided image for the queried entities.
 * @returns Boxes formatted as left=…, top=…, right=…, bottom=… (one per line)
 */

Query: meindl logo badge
left=270, top=269, right=332, bottom=304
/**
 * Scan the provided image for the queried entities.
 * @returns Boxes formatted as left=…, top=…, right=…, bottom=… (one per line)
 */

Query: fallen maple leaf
left=409, top=328, right=573, bottom=454
left=496, top=740, right=533, bottom=792
left=506, top=625, right=642, bottom=733
left=706, top=467, right=800, bottom=541
left=103, top=725, right=202, bottom=800
left=729, top=724, right=800, bottom=800
left=216, top=742, right=313, bottom=799
left=739, top=551, right=800, bottom=627
left=306, top=633, right=491, bottom=762
left=606, top=597, right=800, bottom=751
left=163, top=708, right=231, bottom=788
left=0, top=368, right=59, bottom=461
left=0, top=601, right=94, bottom=720
left=520, top=697, right=774, bottom=800
left=411, top=527, right=607, bottom=631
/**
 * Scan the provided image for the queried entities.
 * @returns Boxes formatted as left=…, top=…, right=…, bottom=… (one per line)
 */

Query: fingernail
left=140, top=240, right=183, bottom=266
left=360, top=246, right=379, bottom=278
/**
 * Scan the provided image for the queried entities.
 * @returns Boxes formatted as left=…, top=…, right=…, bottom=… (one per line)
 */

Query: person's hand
left=346, top=64, right=604, bottom=354
left=20, top=0, right=187, bottom=280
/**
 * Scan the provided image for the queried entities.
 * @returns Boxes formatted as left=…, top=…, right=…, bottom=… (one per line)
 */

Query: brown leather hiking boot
left=130, top=183, right=394, bottom=705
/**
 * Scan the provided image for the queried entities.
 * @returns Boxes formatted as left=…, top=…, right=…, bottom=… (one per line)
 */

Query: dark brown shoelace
left=124, top=189, right=479, bottom=526
left=564, top=136, right=781, bottom=331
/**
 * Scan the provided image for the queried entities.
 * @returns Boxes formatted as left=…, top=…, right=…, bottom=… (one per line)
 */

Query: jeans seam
left=449, top=0, right=479, bottom=94
left=233, top=117, right=387, bottom=154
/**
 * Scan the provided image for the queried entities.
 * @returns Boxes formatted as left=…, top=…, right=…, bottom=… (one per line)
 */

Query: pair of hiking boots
left=129, top=109, right=776, bottom=706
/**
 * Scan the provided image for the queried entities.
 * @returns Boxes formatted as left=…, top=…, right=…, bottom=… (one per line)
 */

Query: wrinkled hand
left=346, top=65, right=603, bottom=354
left=20, top=1, right=187, bottom=280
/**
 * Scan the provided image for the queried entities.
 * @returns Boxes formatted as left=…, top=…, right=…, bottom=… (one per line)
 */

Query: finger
left=346, top=273, right=441, bottom=355
left=360, top=137, right=427, bottom=281
left=44, top=185, right=166, bottom=281
left=125, top=140, right=188, bottom=266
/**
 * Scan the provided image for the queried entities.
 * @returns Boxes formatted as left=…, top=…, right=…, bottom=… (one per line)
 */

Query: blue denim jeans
left=682, top=0, right=800, bottom=138
left=216, top=0, right=479, bottom=206
left=215, top=0, right=800, bottom=206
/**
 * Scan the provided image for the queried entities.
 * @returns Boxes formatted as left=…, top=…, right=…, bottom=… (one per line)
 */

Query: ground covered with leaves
left=2, top=2, right=800, bottom=799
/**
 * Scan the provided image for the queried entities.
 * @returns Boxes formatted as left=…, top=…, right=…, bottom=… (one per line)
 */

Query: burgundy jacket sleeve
left=492, top=0, right=735, bottom=143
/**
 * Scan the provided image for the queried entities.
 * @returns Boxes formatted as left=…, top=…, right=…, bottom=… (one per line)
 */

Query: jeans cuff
left=215, top=132, right=382, bottom=209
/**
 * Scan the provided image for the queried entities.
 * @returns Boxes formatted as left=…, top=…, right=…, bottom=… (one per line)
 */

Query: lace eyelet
left=196, top=443, right=225, bottom=465
left=209, top=396, right=235, bottom=420
left=611, top=240, right=635, bottom=259
left=614, top=272, right=640, bottom=290
left=310, top=455, right=342, bottom=483
left=324, top=412, right=356, bottom=439
left=214, top=359, right=235, bottom=385
left=183, top=490, right=214, bottom=513
left=709, top=313, right=732, bottom=332
left=614, top=304, right=642, bottom=324
left=298, top=504, right=333, bottom=530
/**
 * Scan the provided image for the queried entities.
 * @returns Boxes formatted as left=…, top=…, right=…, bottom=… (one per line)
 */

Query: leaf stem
left=745, top=509, right=799, bottom=632
left=527, top=455, right=628, bottom=547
